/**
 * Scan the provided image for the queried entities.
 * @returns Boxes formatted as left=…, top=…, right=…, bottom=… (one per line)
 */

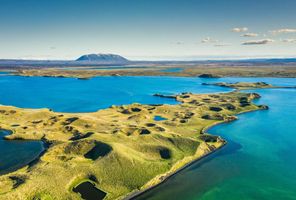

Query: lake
left=0, top=76, right=235, bottom=112
left=0, top=130, right=44, bottom=175
left=134, top=87, right=296, bottom=200
left=0, top=75, right=296, bottom=200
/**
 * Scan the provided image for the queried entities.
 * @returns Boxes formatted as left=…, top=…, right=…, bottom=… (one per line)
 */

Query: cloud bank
left=242, top=39, right=274, bottom=45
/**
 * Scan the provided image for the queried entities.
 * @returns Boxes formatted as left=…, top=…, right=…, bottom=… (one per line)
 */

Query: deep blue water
left=0, top=130, right=44, bottom=175
left=0, top=75, right=296, bottom=200
left=0, top=76, right=235, bottom=112
left=1, top=76, right=295, bottom=113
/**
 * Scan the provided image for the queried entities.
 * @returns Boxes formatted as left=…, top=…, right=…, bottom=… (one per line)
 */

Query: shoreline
left=5, top=64, right=296, bottom=78
left=124, top=142, right=227, bottom=200
left=124, top=105, right=267, bottom=200
left=9, top=73, right=296, bottom=79
left=2, top=70, right=296, bottom=79
left=0, top=130, right=48, bottom=176
left=0, top=82, right=269, bottom=199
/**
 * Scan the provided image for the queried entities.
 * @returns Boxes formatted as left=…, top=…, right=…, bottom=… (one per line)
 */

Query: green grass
left=0, top=90, right=265, bottom=199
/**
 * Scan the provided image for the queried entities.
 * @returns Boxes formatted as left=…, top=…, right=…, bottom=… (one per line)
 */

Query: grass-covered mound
left=0, top=91, right=266, bottom=199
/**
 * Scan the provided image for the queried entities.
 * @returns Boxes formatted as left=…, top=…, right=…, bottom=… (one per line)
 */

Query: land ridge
left=7, top=65, right=296, bottom=78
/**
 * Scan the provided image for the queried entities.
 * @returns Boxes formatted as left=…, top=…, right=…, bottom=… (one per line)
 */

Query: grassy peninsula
left=0, top=85, right=267, bottom=200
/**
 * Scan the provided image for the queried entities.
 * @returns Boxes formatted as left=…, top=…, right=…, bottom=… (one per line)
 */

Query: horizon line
left=0, top=54, right=296, bottom=62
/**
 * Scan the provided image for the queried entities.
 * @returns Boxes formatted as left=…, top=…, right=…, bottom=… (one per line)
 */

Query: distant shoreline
left=1, top=64, right=296, bottom=79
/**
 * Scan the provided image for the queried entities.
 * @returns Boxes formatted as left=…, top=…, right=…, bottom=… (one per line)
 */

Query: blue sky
left=0, top=0, right=296, bottom=60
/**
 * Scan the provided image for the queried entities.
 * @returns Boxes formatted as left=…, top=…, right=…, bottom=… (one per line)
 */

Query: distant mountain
left=0, top=54, right=296, bottom=68
left=76, top=54, right=130, bottom=64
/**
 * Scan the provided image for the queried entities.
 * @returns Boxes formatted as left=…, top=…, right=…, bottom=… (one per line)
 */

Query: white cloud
left=201, top=37, right=218, bottom=43
left=281, top=38, right=296, bottom=43
left=270, top=28, right=296, bottom=34
left=231, top=27, right=248, bottom=32
left=241, top=33, right=258, bottom=37
left=214, top=43, right=231, bottom=47
left=242, top=39, right=274, bottom=45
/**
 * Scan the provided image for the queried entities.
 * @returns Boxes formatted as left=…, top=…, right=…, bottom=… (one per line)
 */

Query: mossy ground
left=0, top=90, right=264, bottom=200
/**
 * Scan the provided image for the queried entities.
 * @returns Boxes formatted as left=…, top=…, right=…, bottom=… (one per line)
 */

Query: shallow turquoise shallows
left=134, top=87, right=296, bottom=200
left=0, top=75, right=296, bottom=200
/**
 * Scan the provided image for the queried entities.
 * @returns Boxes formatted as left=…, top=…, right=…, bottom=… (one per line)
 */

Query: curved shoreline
left=0, top=130, right=47, bottom=176
left=124, top=105, right=267, bottom=200
left=0, top=82, right=268, bottom=199
left=124, top=142, right=227, bottom=200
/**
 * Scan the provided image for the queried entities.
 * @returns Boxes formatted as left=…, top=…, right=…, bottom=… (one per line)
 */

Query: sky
left=0, top=0, right=296, bottom=60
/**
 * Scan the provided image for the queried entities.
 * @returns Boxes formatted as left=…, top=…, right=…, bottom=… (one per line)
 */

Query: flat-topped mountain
left=76, top=53, right=129, bottom=64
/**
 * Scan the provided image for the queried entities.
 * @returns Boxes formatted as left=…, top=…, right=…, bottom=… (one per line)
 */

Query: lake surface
left=1, top=76, right=295, bottom=113
left=134, top=87, right=296, bottom=200
left=0, top=76, right=236, bottom=112
left=160, top=68, right=183, bottom=73
left=0, top=130, right=44, bottom=175
left=0, top=75, right=296, bottom=200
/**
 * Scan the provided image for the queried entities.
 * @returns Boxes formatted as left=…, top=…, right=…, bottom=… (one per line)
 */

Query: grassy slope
left=0, top=91, right=265, bottom=200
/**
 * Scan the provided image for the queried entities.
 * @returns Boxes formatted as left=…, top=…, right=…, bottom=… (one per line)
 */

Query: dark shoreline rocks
left=198, top=74, right=221, bottom=78
left=153, top=93, right=176, bottom=99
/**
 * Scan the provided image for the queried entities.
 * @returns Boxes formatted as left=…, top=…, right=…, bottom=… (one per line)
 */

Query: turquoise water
left=160, top=68, right=183, bottom=73
left=154, top=115, right=167, bottom=121
left=0, top=130, right=44, bottom=175
left=1, top=75, right=296, bottom=199
left=134, top=87, right=296, bottom=200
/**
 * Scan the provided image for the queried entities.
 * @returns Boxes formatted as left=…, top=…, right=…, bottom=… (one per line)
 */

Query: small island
left=203, top=82, right=296, bottom=90
left=0, top=84, right=268, bottom=199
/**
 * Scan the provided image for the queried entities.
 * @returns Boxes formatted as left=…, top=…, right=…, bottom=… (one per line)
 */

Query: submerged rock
left=153, top=93, right=176, bottom=99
